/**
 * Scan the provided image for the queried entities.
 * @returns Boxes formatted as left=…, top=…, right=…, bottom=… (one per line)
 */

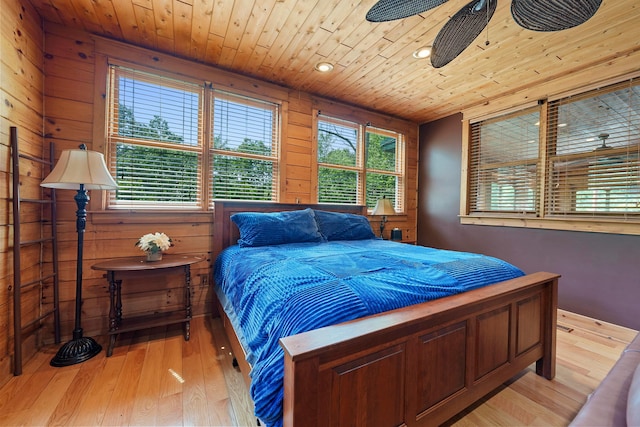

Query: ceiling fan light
left=314, top=62, right=334, bottom=73
left=412, top=46, right=432, bottom=59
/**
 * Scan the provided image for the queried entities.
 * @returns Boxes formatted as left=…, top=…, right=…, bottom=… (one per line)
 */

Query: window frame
left=104, top=61, right=281, bottom=211
left=461, top=77, right=640, bottom=236
left=314, top=111, right=406, bottom=213
left=467, top=107, right=541, bottom=216
left=106, top=64, right=205, bottom=210
left=209, top=89, right=281, bottom=205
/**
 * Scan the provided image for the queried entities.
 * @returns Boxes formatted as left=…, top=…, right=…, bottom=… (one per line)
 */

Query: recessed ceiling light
left=412, top=46, right=432, bottom=59
left=314, top=62, right=334, bottom=72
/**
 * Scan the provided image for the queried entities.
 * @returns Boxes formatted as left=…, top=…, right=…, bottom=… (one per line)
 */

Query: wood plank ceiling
left=29, top=0, right=640, bottom=124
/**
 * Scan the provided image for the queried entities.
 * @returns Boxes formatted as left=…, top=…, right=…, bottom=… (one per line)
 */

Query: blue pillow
left=231, top=208, right=325, bottom=247
left=313, top=210, right=376, bottom=241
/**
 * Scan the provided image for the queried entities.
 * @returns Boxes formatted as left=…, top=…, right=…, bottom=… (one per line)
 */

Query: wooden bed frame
left=212, top=201, right=559, bottom=427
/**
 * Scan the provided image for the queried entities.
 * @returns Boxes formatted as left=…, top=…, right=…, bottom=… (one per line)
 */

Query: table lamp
left=372, top=196, right=396, bottom=238
left=41, top=144, right=118, bottom=366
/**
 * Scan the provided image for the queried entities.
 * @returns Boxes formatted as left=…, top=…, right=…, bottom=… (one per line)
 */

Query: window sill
left=91, top=209, right=212, bottom=225
left=459, top=215, right=640, bottom=236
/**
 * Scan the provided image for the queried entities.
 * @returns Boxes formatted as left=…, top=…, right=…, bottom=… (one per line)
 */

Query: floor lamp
left=41, top=144, right=118, bottom=367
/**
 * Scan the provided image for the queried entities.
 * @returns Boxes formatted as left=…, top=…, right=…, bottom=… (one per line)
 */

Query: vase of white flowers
left=136, top=232, right=173, bottom=262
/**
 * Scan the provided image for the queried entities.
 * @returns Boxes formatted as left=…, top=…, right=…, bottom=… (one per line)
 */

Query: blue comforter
left=214, top=239, right=524, bottom=427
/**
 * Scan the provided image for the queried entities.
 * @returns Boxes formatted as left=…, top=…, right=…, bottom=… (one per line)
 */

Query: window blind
left=317, top=116, right=361, bottom=204
left=106, top=63, right=282, bottom=208
left=317, top=116, right=406, bottom=211
left=107, top=65, right=203, bottom=208
left=468, top=108, right=540, bottom=214
left=546, top=79, right=640, bottom=218
left=210, top=90, right=279, bottom=202
left=365, top=128, right=404, bottom=210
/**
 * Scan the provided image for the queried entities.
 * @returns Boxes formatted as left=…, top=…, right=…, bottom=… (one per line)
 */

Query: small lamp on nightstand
left=372, top=196, right=396, bottom=238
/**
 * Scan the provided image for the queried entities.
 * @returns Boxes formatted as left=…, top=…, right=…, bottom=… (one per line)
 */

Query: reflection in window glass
left=469, top=109, right=540, bottom=215
left=547, top=79, right=640, bottom=217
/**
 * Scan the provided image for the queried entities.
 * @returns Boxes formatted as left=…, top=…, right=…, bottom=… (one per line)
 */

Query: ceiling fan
left=366, top=0, right=603, bottom=68
left=594, top=133, right=613, bottom=151
left=590, top=133, right=634, bottom=165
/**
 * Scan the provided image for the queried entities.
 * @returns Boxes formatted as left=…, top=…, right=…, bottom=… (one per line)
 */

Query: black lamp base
left=50, top=335, right=102, bottom=367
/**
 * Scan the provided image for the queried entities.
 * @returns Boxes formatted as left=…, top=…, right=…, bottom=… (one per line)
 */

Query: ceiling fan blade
left=511, top=0, right=603, bottom=32
left=366, top=0, right=449, bottom=22
left=431, top=0, right=497, bottom=68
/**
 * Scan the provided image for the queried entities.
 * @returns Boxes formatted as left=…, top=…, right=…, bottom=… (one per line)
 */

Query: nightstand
left=92, top=254, right=203, bottom=356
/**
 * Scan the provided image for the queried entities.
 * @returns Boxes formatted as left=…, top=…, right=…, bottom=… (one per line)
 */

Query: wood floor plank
left=2, top=358, right=59, bottom=413
left=0, top=311, right=636, bottom=427
left=129, top=327, right=167, bottom=426
left=507, top=370, right=582, bottom=421
left=182, top=319, right=214, bottom=427
left=0, top=349, right=50, bottom=413
left=198, top=317, right=237, bottom=426
left=486, top=385, right=567, bottom=426
left=46, top=351, right=108, bottom=425
left=156, top=392, right=183, bottom=426
left=100, top=347, right=147, bottom=426
left=208, top=316, right=257, bottom=427
left=24, top=367, right=80, bottom=426
left=557, top=309, right=638, bottom=342
left=66, top=350, right=126, bottom=426
left=158, top=328, right=185, bottom=399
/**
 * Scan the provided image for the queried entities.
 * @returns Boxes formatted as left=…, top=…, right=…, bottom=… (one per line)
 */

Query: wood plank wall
left=0, top=13, right=418, bottom=384
left=0, top=0, right=47, bottom=386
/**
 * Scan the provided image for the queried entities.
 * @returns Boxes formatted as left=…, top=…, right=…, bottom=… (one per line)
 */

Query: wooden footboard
left=212, top=201, right=559, bottom=426
left=279, top=271, right=558, bottom=427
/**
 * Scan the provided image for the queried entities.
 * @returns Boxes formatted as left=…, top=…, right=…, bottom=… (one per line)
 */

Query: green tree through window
left=106, top=64, right=279, bottom=208
left=317, top=115, right=404, bottom=210
left=115, top=104, right=199, bottom=203
left=210, top=91, right=279, bottom=201
left=212, top=139, right=273, bottom=200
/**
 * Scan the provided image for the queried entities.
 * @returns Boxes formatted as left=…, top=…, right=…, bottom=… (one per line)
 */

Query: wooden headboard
left=212, top=200, right=367, bottom=259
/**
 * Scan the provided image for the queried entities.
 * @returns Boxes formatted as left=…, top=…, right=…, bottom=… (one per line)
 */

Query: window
left=468, top=108, right=540, bottom=215
left=463, top=76, right=640, bottom=233
left=210, top=91, right=279, bottom=201
left=317, top=117, right=359, bottom=204
left=106, top=64, right=279, bottom=209
left=366, top=128, right=404, bottom=209
left=546, top=80, right=640, bottom=218
left=317, top=115, right=405, bottom=211
left=107, top=66, right=203, bottom=208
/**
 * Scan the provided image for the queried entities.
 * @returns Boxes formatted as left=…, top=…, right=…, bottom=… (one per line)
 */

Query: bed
left=212, top=201, right=559, bottom=427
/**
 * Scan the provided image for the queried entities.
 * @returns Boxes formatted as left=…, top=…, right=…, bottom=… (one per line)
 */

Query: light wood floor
left=0, top=310, right=637, bottom=426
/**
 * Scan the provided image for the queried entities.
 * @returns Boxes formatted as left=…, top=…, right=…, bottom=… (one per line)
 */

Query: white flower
left=136, top=232, right=173, bottom=253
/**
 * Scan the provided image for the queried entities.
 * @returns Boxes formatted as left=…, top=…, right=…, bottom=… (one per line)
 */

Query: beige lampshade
left=41, top=147, right=118, bottom=190
left=372, top=197, right=396, bottom=216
